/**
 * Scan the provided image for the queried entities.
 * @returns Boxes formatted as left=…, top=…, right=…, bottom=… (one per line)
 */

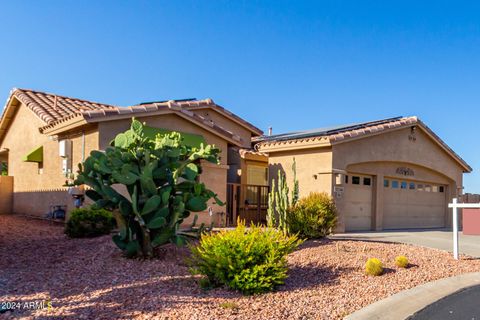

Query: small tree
left=75, top=119, right=223, bottom=258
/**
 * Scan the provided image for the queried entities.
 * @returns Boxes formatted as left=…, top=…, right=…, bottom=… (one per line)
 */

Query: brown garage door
left=383, top=178, right=446, bottom=229
left=344, top=174, right=373, bottom=231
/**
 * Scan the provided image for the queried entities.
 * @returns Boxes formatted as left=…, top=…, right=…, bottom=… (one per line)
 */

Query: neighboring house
left=0, top=88, right=265, bottom=225
left=256, top=116, right=472, bottom=232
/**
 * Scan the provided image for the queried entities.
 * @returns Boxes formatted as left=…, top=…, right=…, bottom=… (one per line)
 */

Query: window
left=417, top=184, right=424, bottom=191
left=432, top=185, right=439, bottom=193
left=409, top=182, right=415, bottom=190
left=384, top=179, right=390, bottom=188
left=439, top=186, right=445, bottom=193
left=352, top=176, right=360, bottom=185
left=401, top=181, right=407, bottom=189
left=392, top=181, right=399, bottom=189
left=345, top=175, right=349, bottom=184
left=363, top=177, right=371, bottom=186
left=425, top=185, right=432, bottom=192
left=247, top=165, right=268, bottom=186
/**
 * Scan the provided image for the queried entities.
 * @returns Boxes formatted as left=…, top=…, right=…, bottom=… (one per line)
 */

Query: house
left=255, top=116, right=472, bottom=232
left=0, top=88, right=265, bottom=225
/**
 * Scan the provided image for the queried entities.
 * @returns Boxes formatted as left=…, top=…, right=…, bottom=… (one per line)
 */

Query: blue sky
left=1, top=1, right=480, bottom=192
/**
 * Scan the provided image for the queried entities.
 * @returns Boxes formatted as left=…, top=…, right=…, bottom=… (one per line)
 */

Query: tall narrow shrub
left=267, top=158, right=299, bottom=234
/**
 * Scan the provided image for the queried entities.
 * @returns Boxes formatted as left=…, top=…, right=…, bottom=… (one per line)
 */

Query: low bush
left=365, top=258, right=383, bottom=276
left=395, top=255, right=409, bottom=268
left=189, top=221, right=303, bottom=295
left=65, top=207, right=116, bottom=238
left=286, top=192, right=337, bottom=238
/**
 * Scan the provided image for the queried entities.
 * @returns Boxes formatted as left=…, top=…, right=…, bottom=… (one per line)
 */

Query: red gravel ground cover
left=1, top=214, right=480, bottom=320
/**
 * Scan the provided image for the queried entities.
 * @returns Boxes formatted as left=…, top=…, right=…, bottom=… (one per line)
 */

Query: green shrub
left=189, top=221, right=303, bottom=295
left=365, top=258, right=383, bottom=276
left=65, top=207, right=116, bottom=238
left=286, top=192, right=337, bottom=238
left=395, top=255, right=409, bottom=268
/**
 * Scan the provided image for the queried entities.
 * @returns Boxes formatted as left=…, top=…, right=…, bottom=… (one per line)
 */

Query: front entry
left=344, top=174, right=373, bottom=231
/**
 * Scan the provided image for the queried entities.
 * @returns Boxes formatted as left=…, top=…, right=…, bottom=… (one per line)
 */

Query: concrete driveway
left=330, top=229, right=480, bottom=258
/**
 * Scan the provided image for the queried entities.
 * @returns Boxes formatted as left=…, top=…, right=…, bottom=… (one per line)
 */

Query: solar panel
left=261, top=116, right=403, bottom=142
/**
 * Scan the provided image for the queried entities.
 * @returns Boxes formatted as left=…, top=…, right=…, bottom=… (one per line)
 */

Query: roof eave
left=256, top=138, right=332, bottom=152
left=83, top=109, right=244, bottom=147
left=415, top=120, right=472, bottom=173
left=0, top=93, right=22, bottom=145
left=40, top=115, right=88, bottom=135
left=185, top=104, right=264, bottom=136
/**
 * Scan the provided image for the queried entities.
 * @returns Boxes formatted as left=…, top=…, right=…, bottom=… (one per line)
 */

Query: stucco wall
left=267, top=147, right=333, bottom=198
left=332, top=127, right=464, bottom=183
left=0, top=103, right=80, bottom=215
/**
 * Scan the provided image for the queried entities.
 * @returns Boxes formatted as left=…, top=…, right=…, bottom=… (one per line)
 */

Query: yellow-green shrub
left=189, top=221, right=303, bottom=295
left=395, top=255, right=409, bottom=268
left=286, top=192, right=337, bottom=238
left=365, top=258, right=383, bottom=276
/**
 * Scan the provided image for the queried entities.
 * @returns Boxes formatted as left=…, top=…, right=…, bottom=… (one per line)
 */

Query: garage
left=257, top=116, right=472, bottom=232
left=344, top=174, right=373, bottom=231
left=383, top=178, right=446, bottom=229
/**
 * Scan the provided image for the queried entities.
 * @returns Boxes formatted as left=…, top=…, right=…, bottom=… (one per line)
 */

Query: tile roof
left=0, top=88, right=252, bottom=147
left=239, top=149, right=268, bottom=158
left=181, top=102, right=263, bottom=136
left=68, top=99, right=245, bottom=145
left=10, top=88, right=118, bottom=124
left=256, top=116, right=472, bottom=172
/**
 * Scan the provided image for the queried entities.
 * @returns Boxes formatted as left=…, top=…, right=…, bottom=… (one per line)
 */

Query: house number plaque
left=396, top=167, right=414, bottom=176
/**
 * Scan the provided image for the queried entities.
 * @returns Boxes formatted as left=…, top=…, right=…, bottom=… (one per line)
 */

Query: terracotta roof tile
left=3, top=88, right=258, bottom=148
left=12, top=88, right=117, bottom=124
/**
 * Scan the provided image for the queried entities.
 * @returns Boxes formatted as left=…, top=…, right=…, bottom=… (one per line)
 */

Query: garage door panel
left=344, top=175, right=373, bottom=231
left=383, top=179, right=445, bottom=229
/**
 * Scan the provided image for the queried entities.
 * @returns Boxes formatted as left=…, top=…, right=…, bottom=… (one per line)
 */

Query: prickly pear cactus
left=75, top=119, right=223, bottom=258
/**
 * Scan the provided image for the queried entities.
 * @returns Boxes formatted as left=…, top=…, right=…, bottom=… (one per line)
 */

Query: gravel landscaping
left=1, top=214, right=480, bottom=320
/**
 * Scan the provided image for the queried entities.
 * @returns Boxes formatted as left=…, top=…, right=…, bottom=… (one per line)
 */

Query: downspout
left=81, top=131, right=85, bottom=163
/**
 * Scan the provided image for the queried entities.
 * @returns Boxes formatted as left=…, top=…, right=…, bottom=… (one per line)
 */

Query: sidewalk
left=345, top=272, right=480, bottom=320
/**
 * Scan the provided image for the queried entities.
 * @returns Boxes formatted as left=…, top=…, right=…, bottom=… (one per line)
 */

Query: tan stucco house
left=0, top=88, right=264, bottom=224
left=0, top=89, right=472, bottom=232
left=256, top=116, right=472, bottom=232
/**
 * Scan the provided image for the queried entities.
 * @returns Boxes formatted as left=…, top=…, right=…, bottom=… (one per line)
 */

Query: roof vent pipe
left=268, top=127, right=272, bottom=136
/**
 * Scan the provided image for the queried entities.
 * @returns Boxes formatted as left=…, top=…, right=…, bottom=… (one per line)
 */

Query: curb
left=344, top=272, right=480, bottom=320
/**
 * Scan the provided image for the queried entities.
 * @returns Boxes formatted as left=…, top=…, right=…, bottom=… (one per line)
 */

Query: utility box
left=59, top=140, right=72, bottom=158
left=463, top=208, right=480, bottom=235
